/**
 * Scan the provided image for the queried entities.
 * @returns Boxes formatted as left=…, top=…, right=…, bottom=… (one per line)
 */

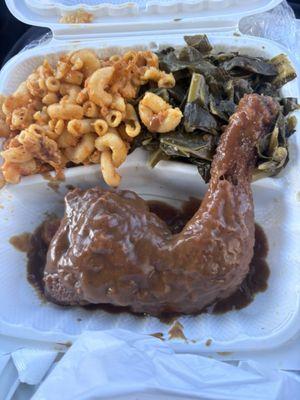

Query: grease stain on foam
left=205, top=338, right=212, bottom=347
left=150, top=332, right=164, bottom=340
left=42, top=171, right=65, bottom=193
left=54, top=341, right=73, bottom=351
left=48, top=181, right=60, bottom=193
left=54, top=353, right=64, bottom=363
left=9, top=232, right=32, bottom=253
left=168, top=321, right=187, bottom=341
left=217, top=352, right=233, bottom=356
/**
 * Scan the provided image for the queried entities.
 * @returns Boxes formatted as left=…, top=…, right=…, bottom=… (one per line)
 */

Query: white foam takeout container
left=0, top=0, right=299, bottom=353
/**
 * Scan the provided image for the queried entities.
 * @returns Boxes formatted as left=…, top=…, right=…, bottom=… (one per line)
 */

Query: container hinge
left=52, top=18, right=240, bottom=41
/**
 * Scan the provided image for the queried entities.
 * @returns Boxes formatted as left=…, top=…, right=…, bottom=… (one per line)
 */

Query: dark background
left=0, top=1, right=300, bottom=68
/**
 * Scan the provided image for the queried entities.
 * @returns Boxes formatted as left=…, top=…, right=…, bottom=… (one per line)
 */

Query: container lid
left=5, top=0, right=283, bottom=38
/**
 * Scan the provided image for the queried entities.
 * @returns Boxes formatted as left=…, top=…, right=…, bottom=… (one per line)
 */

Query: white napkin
left=12, top=348, right=58, bottom=385
left=31, top=329, right=300, bottom=400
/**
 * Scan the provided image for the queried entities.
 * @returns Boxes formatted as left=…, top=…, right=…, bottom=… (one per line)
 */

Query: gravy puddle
left=22, top=197, right=269, bottom=316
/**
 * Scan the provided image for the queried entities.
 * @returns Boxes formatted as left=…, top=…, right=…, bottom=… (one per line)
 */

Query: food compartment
left=0, top=33, right=299, bottom=351
left=1, top=150, right=299, bottom=350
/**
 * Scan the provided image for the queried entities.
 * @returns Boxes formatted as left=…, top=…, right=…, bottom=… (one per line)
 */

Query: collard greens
left=133, top=35, right=298, bottom=182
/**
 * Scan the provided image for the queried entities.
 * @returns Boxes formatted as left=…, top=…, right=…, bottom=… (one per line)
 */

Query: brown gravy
left=168, top=321, right=187, bottom=341
left=42, top=172, right=60, bottom=193
left=147, top=198, right=200, bottom=234
left=212, top=223, right=269, bottom=313
left=9, top=233, right=32, bottom=253
left=25, top=197, right=269, bottom=316
left=149, top=199, right=269, bottom=314
left=27, top=218, right=61, bottom=297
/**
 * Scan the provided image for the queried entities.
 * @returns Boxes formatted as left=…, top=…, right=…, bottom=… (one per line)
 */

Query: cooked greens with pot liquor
left=133, top=35, right=298, bottom=182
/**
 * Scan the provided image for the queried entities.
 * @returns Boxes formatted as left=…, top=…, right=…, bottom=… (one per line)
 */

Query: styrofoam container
left=6, top=0, right=283, bottom=37
left=0, top=1, right=300, bottom=353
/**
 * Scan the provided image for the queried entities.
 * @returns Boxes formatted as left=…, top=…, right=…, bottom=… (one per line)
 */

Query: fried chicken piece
left=44, top=94, right=278, bottom=315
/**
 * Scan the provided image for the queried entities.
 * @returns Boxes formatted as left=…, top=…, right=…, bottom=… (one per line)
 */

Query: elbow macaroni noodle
left=0, top=49, right=182, bottom=187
